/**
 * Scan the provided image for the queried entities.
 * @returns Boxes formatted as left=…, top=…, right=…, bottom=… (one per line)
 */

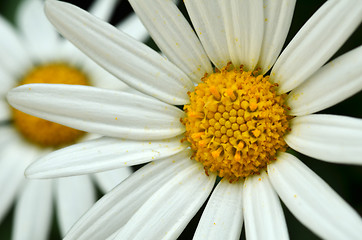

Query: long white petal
left=82, top=0, right=132, bottom=90
left=0, top=16, right=32, bottom=77
left=64, top=150, right=193, bottom=240
left=0, top=128, right=39, bottom=222
left=13, top=180, right=53, bottom=240
left=271, top=0, right=362, bottom=93
left=244, top=171, right=288, bottom=240
left=184, top=0, right=230, bottom=70
left=116, top=162, right=215, bottom=240
left=88, top=0, right=118, bottom=21
left=258, top=0, right=296, bottom=73
left=26, top=135, right=187, bottom=178
left=221, top=0, right=264, bottom=70
left=268, top=152, right=362, bottom=240
left=287, top=46, right=362, bottom=116
left=7, top=84, right=185, bottom=140
left=55, top=175, right=96, bottom=236
left=285, top=114, right=362, bottom=164
left=194, top=180, right=243, bottom=240
left=44, top=0, right=193, bottom=105
left=94, top=168, right=133, bottom=193
left=16, top=0, right=59, bottom=62
left=129, top=0, right=212, bottom=83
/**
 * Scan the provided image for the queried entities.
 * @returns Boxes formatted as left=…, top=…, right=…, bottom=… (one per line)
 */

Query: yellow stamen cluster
left=182, top=65, right=290, bottom=181
left=12, top=63, right=88, bottom=147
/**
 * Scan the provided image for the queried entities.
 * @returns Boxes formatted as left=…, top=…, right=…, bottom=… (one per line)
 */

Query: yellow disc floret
left=182, top=64, right=290, bottom=181
left=12, top=63, right=89, bottom=147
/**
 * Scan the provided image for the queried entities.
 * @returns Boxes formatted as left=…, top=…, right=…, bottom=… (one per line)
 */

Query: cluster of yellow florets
left=182, top=65, right=290, bottom=181
left=12, top=63, right=88, bottom=147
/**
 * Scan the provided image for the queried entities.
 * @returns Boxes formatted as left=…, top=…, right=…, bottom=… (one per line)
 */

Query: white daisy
left=7, top=0, right=362, bottom=239
left=0, top=0, right=148, bottom=238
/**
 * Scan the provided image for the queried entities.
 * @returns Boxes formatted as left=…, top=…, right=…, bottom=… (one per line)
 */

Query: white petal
left=287, top=46, right=362, bottom=116
left=0, top=128, right=39, bottom=222
left=0, top=15, right=32, bottom=77
left=88, top=0, right=118, bottom=21
left=243, top=171, right=288, bottom=240
left=7, top=84, right=185, bottom=140
left=13, top=179, right=53, bottom=240
left=258, top=0, right=296, bottom=73
left=16, top=0, right=59, bottom=62
left=64, top=151, right=194, bottom=240
left=44, top=0, right=194, bottom=105
left=0, top=98, right=11, bottom=122
left=26, top=135, right=187, bottom=178
left=94, top=168, right=133, bottom=193
left=271, top=0, right=362, bottom=93
left=184, top=0, right=230, bottom=70
left=268, top=152, right=362, bottom=240
left=285, top=114, right=362, bottom=164
left=116, top=12, right=149, bottom=42
left=116, top=162, right=215, bottom=240
left=129, top=0, right=212, bottom=83
left=55, top=175, right=96, bottom=236
left=194, top=179, right=243, bottom=240
left=221, top=0, right=264, bottom=70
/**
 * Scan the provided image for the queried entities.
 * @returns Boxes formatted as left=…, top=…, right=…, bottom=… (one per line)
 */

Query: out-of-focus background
left=0, top=0, right=361, bottom=239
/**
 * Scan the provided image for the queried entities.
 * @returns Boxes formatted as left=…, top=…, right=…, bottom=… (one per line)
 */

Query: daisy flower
left=0, top=0, right=148, bottom=238
left=7, top=0, right=362, bottom=239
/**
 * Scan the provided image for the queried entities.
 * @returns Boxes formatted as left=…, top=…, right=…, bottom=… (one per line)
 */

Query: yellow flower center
left=182, top=65, right=290, bottom=181
left=12, top=63, right=89, bottom=147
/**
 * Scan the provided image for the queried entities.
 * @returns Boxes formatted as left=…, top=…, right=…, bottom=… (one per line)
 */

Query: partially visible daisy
left=0, top=0, right=148, bottom=238
left=7, top=0, right=362, bottom=239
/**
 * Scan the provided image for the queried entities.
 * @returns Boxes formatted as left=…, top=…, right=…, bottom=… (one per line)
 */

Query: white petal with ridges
left=268, top=152, right=362, bottom=240
left=56, top=175, right=96, bottom=236
left=194, top=179, right=243, bottom=240
left=16, top=0, right=59, bottom=61
left=244, top=171, right=288, bottom=240
left=26, top=135, right=187, bottom=178
left=7, top=84, right=185, bottom=140
left=116, top=161, right=215, bottom=240
left=0, top=16, right=32, bottom=77
left=13, top=180, right=53, bottom=240
left=285, top=114, right=362, bottom=164
left=184, top=0, right=230, bottom=70
left=45, top=0, right=193, bottom=105
left=94, top=168, right=133, bottom=193
left=287, top=46, right=362, bottom=116
left=221, top=0, right=264, bottom=71
left=129, top=0, right=212, bottom=83
left=258, top=0, right=296, bottom=73
left=271, top=0, right=362, bottom=93
left=64, top=151, right=193, bottom=240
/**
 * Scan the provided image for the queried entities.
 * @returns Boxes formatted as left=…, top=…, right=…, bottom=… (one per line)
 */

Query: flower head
left=7, top=0, right=362, bottom=239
